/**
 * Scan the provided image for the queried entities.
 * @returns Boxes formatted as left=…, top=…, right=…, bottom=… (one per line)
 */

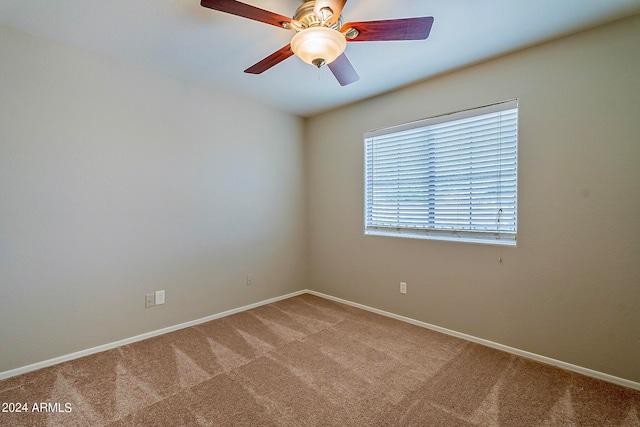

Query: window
left=364, top=100, right=518, bottom=245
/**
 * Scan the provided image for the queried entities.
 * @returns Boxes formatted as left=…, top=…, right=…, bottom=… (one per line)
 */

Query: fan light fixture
left=200, top=0, right=434, bottom=86
left=291, top=27, right=346, bottom=68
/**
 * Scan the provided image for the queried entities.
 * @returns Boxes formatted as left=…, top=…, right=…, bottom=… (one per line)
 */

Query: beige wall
left=307, top=16, right=640, bottom=382
left=2, top=15, right=639, bottom=384
left=0, top=25, right=307, bottom=372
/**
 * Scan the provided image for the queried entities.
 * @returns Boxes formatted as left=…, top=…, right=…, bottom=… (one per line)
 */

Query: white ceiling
left=2, top=0, right=640, bottom=117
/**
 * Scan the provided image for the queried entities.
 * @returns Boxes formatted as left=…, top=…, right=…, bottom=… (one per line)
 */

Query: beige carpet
left=1, top=294, right=638, bottom=426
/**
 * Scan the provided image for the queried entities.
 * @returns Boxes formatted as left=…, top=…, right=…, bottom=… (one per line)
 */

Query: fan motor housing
left=294, top=0, right=342, bottom=30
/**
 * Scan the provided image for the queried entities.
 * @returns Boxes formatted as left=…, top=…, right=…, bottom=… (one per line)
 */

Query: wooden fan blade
left=327, top=53, right=359, bottom=86
left=244, top=45, right=294, bottom=74
left=314, top=0, right=347, bottom=24
left=341, top=17, right=434, bottom=42
left=201, top=0, right=291, bottom=28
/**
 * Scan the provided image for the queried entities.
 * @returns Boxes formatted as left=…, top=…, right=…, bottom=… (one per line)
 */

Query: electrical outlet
left=247, top=274, right=253, bottom=286
left=400, top=282, right=407, bottom=294
left=155, top=290, right=165, bottom=305
left=145, top=293, right=155, bottom=308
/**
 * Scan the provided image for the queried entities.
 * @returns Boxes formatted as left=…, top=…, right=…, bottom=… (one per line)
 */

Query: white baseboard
left=2, top=288, right=638, bottom=391
left=0, top=290, right=306, bottom=381
left=307, top=290, right=640, bottom=391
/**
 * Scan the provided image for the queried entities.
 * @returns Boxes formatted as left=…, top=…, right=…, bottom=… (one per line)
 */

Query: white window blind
left=364, top=100, right=518, bottom=245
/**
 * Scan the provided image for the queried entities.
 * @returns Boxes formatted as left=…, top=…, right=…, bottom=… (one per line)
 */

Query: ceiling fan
left=200, top=0, right=434, bottom=86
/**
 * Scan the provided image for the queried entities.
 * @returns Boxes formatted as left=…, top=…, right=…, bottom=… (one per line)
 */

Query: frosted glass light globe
left=291, top=27, right=346, bottom=68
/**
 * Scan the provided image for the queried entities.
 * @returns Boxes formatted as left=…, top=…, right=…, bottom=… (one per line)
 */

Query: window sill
left=364, top=228, right=517, bottom=247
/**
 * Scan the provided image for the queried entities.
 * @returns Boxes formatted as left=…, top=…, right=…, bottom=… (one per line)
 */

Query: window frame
left=364, top=100, right=518, bottom=246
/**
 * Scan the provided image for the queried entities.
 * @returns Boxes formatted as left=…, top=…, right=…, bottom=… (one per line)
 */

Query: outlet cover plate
left=400, top=282, right=407, bottom=294
left=145, top=293, right=155, bottom=308
left=155, top=290, right=165, bottom=305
